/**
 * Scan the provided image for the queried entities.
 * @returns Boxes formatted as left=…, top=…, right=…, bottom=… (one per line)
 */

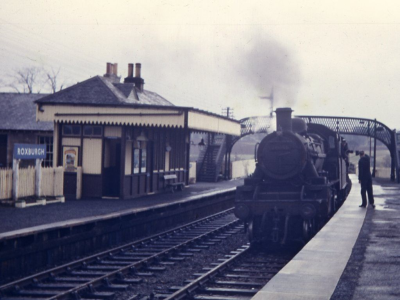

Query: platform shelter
left=35, top=63, right=240, bottom=199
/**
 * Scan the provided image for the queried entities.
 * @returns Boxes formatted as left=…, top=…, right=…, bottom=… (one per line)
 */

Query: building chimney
left=106, top=62, right=112, bottom=74
left=124, top=63, right=144, bottom=91
left=112, top=63, right=118, bottom=76
left=128, top=63, right=134, bottom=77
left=275, top=107, right=293, bottom=132
left=104, top=62, right=120, bottom=83
left=135, top=63, right=141, bottom=78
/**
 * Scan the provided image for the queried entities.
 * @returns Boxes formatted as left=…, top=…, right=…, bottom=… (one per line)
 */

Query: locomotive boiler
left=234, top=108, right=351, bottom=245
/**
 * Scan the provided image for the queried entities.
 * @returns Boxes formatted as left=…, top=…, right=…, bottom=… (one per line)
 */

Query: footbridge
left=226, top=115, right=399, bottom=182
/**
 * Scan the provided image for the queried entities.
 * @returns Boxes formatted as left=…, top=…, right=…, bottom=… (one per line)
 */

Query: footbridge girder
left=225, top=115, right=398, bottom=182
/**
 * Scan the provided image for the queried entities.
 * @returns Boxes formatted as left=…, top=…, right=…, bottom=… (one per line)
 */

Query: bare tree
left=45, top=67, right=65, bottom=93
left=9, top=66, right=45, bottom=94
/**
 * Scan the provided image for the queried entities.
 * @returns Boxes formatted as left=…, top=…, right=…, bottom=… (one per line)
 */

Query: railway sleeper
left=152, top=294, right=171, bottom=299
left=221, top=273, right=273, bottom=280
left=85, top=265, right=121, bottom=271
left=115, top=277, right=143, bottom=284
left=109, top=255, right=141, bottom=260
left=1, top=297, right=49, bottom=300
left=211, top=281, right=264, bottom=287
left=145, top=266, right=166, bottom=272
left=70, top=271, right=109, bottom=277
left=186, top=248, right=202, bottom=252
left=177, top=252, right=194, bottom=257
left=82, top=291, right=114, bottom=300
left=230, top=268, right=278, bottom=274
left=193, top=294, right=250, bottom=300
left=201, top=287, right=257, bottom=295
left=34, top=282, right=77, bottom=289
left=159, top=261, right=175, bottom=265
left=100, top=260, right=134, bottom=266
left=200, top=242, right=216, bottom=246
left=102, top=278, right=128, bottom=291
left=167, top=257, right=185, bottom=261
left=14, top=289, right=61, bottom=297
left=53, top=276, right=97, bottom=282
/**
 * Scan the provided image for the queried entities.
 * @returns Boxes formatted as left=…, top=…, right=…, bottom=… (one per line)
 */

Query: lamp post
left=198, top=138, right=206, bottom=151
left=372, top=122, right=384, bottom=177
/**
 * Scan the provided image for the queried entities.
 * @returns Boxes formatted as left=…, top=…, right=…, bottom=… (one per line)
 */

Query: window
left=133, top=148, right=140, bottom=174
left=141, top=149, right=147, bottom=173
left=133, top=145, right=147, bottom=174
left=63, top=125, right=81, bottom=136
left=83, top=126, right=102, bottom=137
left=38, top=136, right=54, bottom=167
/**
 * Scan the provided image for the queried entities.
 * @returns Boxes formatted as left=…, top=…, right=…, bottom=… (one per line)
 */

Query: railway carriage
left=234, top=108, right=351, bottom=245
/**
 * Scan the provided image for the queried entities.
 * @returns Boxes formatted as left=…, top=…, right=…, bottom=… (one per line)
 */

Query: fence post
left=12, top=159, right=20, bottom=201
left=35, top=159, right=43, bottom=197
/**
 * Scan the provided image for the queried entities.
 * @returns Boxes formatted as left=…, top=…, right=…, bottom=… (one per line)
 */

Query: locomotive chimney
left=275, top=107, right=293, bottom=132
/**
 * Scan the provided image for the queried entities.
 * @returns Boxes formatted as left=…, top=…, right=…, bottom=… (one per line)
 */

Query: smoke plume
left=233, top=32, right=301, bottom=108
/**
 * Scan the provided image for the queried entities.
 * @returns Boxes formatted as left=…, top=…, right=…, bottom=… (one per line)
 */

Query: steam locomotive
left=234, top=108, right=351, bottom=245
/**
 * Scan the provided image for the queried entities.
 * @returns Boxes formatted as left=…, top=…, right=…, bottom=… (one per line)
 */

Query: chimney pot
left=112, top=63, right=118, bottom=76
left=135, top=63, right=141, bottom=78
left=128, top=63, right=134, bottom=77
left=106, top=62, right=112, bottom=74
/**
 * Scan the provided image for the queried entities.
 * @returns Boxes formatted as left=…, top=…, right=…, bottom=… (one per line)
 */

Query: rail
left=0, top=209, right=239, bottom=300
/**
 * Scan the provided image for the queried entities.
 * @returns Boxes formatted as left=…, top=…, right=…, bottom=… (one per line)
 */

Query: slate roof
left=0, top=93, right=53, bottom=131
left=36, top=76, right=174, bottom=107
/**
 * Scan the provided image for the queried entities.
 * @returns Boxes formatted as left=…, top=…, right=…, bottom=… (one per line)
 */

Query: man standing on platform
left=358, top=151, right=375, bottom=208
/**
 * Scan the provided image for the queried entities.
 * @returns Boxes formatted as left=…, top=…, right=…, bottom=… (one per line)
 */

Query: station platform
left=253, top=175, right=400, bottom=300
left=0, top=179, right=243, bottom=235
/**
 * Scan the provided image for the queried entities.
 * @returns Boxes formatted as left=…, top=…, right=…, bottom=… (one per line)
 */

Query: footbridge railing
left=224, top=114, right=398, bottom=182
left=296, top=116, right=398, bottom=182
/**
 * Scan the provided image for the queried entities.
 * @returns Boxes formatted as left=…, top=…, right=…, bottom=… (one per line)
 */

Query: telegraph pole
left=222, top=107, right=234, bottom=119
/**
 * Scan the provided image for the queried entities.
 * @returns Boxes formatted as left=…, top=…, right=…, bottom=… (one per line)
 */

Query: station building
left=36, top=63, right=240, bottom=199
left=0, top=93, right=53, bottom=168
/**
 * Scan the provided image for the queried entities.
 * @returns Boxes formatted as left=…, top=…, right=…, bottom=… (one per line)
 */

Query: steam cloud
left=233, top=33, right=301, bottom=108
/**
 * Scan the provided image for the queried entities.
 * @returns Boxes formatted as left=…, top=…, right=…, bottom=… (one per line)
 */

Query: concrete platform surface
left=253, top=175, right=372, bottom=300
left=332, top=177, right=400, bottom=300
left=0, top=179, right=243, bottom=235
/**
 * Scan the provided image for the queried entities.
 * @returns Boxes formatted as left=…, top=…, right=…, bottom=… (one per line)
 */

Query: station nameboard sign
left=13, top=144, right=46, bottom=160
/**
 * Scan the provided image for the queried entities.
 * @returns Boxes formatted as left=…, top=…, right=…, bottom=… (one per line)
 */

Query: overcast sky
left=1, top=1, right=400, bottom=128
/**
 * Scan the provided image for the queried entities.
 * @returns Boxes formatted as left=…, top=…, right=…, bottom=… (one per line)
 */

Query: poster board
left=63, top=146, right=79, bottom=172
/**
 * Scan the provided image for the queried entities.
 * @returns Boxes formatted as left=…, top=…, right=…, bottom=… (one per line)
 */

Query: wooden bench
left=163, top=174, right=184, bottom=193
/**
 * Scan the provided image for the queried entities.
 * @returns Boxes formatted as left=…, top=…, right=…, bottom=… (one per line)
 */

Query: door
left=103, top=138, right=121, bottom=197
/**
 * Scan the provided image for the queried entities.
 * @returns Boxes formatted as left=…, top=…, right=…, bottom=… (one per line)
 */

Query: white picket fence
left=0, top=166, right=64, bottom=200
left=41, top=167, right=64, bottom=197
left=18, top=167, right=35, bottom=198
left=0, top=168, right=12, bottom=200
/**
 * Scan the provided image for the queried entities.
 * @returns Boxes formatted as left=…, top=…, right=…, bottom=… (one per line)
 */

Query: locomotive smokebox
left=276, top=107, right=293, bottom=132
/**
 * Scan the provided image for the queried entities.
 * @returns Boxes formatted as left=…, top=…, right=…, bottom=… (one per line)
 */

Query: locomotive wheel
left=330, top=189, right=337, bottom=217
left=247, top=221, right=256, bottom=246
left=302, top=219, right=315, bottom=242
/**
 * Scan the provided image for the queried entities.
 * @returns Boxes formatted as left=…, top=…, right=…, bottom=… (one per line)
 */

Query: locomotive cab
left=234, top=108, right=351, bottom=245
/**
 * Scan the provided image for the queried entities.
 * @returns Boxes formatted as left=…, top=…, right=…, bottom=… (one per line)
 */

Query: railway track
left=163, top=246, right=294, bottom=300
left=0, top=209, right=242, bottom=300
